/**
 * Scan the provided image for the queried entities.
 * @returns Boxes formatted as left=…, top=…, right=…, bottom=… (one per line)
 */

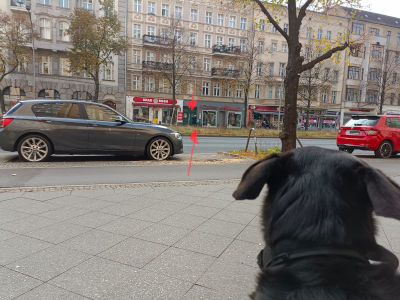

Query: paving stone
left=38, top=206, right=91, bottom=221
left=22, top=191, right=71, bottom=201
left=212, top=209, right=256, bottom=225
left=98, top=202, right=147, bottom=216
left=10, top=202, right=62, bottom=215
left=0, top=236, right=51, bottom=265
left=143, top=191, right=180, bottom=200
left=178, top=189, right=215, bottom=198
left=195, top=198, right=232, bottom=209
left=114, top=187, right=154, bottom=196
left=181, top=285, right=233, bottom=300
left=0, top=192, right=25, bottom=201
left=98, top=217, right=153, bottom=236
left=127, top=207, right=175, bottom=222
left=225, top=202, right=261, bottom=214
left=60, top=229, right=127, bottom=255
left=389, top=238, right=400, bottom=254
left=67, top=212, right=119, bottom=228
left=122, top=196, right=162, bottom=207
left=14, top=283, right=90, bottom=300
left=208, top=192, right=236, bottom=201
left=0, top=215, right=59, bottom=234
left=101, top=268, right=192, bottom=300
left=236, top=225, right=264, bottom=245
left=0, top=267, right=42, bottom=300
left=166, top=194, right=204, bottom=204
left=179, top=205, right=221, bottom=218
left=26, top=222, right=91, bottom=244
left=70, top=189, right=115, bottom=199
left=218, top=239, right=263, bottom=268
left=195, top=219, right=247, bottom=239
left=144, top=247, right=216, bottom=282
left=98, top=238, right=168, bottom=268
left=95, top=193, right=137, bottom=203
left=249, top=214, right=262, bottom=227
left=0, top=198, right=40, bottom=210
left=134, top=224, right=190, bottom=246
left=49, top=257, right=138, bottom=299
left=69, top=198, right=114, bottom=210
left=7, top=245, right=91, bottom=281
left=45, top=195, right=84, bottom=205
left=160, top=212, right=208, bottom=230
left=149, top=200, right=191, bottom=213
left=196, top=260, right=257, bottom=298
left=0, top=229, right=17, bottom=242
left=174, top=231, right=233, bottom=257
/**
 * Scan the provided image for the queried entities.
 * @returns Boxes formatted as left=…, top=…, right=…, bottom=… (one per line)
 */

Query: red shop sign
left=349, top=109, right=371, bottom=112
left=220, top=105, right=241, bottom=111
left=249, top=105, right=284, bottom=112
left=177, top=112, right=183, bottom=121
left=133, top=97, right=177, bottom=105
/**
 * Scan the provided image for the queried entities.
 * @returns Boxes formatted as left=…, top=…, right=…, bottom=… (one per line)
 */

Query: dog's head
left=233, top=147, right=400, bottom=247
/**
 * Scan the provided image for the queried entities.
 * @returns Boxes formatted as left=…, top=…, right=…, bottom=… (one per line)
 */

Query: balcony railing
left=211, top=68, right=241, bottom=77
left=10, top=0, right=27, bottom=9
left=212, top=45, right=241, bottom=55
left=143, top=35, right=172, bottom=45
left=142, top=60, right=173, bottom=70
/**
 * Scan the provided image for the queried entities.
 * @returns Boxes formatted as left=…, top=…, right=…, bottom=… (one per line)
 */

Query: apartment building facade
left=1, top=0, right=126, bottom=114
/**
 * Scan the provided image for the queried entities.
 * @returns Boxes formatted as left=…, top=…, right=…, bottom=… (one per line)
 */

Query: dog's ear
left=365, top=167, right=400, bottom=220
left=233, top=153, right=289, bottom=200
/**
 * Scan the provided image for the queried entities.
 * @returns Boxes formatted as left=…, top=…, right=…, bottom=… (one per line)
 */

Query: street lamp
left=25, top=1, right=36, bottom=99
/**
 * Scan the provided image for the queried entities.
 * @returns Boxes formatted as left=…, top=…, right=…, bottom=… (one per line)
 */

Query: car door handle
left=43, top=119, right=53, bottom=123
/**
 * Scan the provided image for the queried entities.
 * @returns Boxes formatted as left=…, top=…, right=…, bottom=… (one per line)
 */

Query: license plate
left=346, top=130, right=360, bottom=135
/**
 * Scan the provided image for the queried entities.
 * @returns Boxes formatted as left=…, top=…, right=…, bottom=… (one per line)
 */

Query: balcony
left=10, top=0, right=28, bottom=10
left=142, top=60, right=172, bottom=70
left=212, top=45, right=241, bottom=55
left=211, top=68, right=241, bottom=77
left=142, top=35, right=171, bottom=45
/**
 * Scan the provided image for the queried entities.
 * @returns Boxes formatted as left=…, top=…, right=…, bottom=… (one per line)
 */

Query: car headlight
left=170, top=132, right=182, bottom=139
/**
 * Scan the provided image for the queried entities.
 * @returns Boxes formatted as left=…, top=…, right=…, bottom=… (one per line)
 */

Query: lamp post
left=25, top=1, right=35, bottom=99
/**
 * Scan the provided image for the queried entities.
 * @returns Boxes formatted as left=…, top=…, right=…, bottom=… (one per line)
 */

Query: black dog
left=233, top=147, right=400, bottom=300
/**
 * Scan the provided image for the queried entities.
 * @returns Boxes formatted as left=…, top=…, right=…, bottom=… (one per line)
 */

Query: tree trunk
left=380, top=90, right=385, bottom=115
left=244, top=89, right=248, bottom=127
left=0, top=89, right=5, bottom=115
left=305, top=109, right=310, bottom=131
left=93, top=71, right=100, bottom=103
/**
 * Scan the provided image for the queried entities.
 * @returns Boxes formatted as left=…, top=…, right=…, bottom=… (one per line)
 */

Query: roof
left=341, top=6, right=400, bottom=29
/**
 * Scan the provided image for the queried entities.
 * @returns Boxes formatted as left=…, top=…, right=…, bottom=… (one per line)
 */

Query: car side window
left=84, top=104, right=119, bottom=121
left=53, top=103, right=81, bottom=119
left=386, top=118, right=400, bottom=129
left=32, top=103, right=53, bottom=117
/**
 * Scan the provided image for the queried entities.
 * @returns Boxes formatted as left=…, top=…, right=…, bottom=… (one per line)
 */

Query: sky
left=361, top=0, right=400, bottom=18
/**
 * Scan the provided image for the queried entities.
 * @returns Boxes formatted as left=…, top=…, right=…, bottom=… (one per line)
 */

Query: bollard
left=245, top=128, right=258, bottom=154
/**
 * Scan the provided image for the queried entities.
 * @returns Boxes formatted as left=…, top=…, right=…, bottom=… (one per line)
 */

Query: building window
left=282, top=44, right=287, bottom=52
left=255, top=85, right=260, bottom=99
left=346, top=88, right=357, bottom=101
left=331, top=91, right=336, bottom=104
left=257, top=63, right=262, bottom=76
left=369, top=28, right=380, bottom=36
left=174, top=30, right=181, bottom=43
left=190, top=33, right=196, bottom=46
left=398, top=94, right=400, bottom=106
left=279, top=63, right=285, bottom=77
left=39, top=0, right=50, bottom=4
left=317, top=29, right=322, bottom=40
left=39, top=18, right=51, bottom=39
left=58, top=0, right=69, bottom=8
left=397, top=33, right=400, bottom=44
left=214, top=84, right=220, bottom=96
left=82, top=0, right=92, bottom=11
left=148, top=2, right=155, bottom=14
left=72, top=91, right=92, bottom=100
left=133, top=24, right=141, bottom=39
left=371, top=45, right=382, bottom=60
left=324, top=68, right=329, bottom=81
left=387, top=31, right=391, bottom=42
left=272, top=26, right=277, bottom=33
left=226, top=88, right=232, bottom=97
left=146, top=77, right=154, bottom=91
left=352, top=23, right=364, bottom=35
left=258, top=41, right=264, bottom=53
left=268, top=86, right=273, bottom=99
left=175, top=6, right=182, bottom=19
left=396, top=52, right=399, bottom=64
left=191, top=9, right=198, bottom=22
left=217, top=36, right=223, bottom=45
left=39, top=56, right=52, bottom=74
left=240, top=18, right=246, bottom=30
left=58, top=21, right=69, bottom=41
left=132, top=76, right=140, bottom=90
left=134, top=0, right=141, bottom=13
left=104, top=63, right=114, bottom=80
left=327, top=31, right=331, bottom=40
left=59, top=58, right=71, bottom=76
left=133, top=50, right=141, bottom=64
left=227, top=62, right=233, bottom=70
left=307, top=27, right=312, bottom=38
left=321, top=91, right=327, bottom=103
left=236, top=88, right=242, bottom=98
left=229, top=16, right=236, bottom=28
left=218, top=14, right=224, bottom=26
left=38, top=89, right=60, bottom=99
left=369, top=68, right=379, bottom=81
left=202, top=82, right=209, bottom=96
left=206, top=12, right=212, bottom=24
left=147, top=26, right=155, bottom=36
left=240, top=39, right=246, bottom=52
left=146, top=51, right=154, bottom=61
left=277, top=86, right=283, bottom=99
left=367, top=90, right=378, bottom=103
left=348, top=66, right=359, bottom=80
left=334, top=71, right=339, bottom=82
left=229, top=38, right=234, bottom=47
left=271, top=43, right=277, bottom=51
left=284, top=23, right=288, bottom=34
left=162, top=4, right=169, bottom=17
left=204, top=58, right=210, bottom=71
left=269, top=63, right=274, bottom=76
left=391, top=93, right=395, bottom=105
left=260, top=20, right=265, bottom=31
left=215, top=60, right=222, bottom=68
left=159, top=79, right=169, bottom=93
left=205, top=35, right=211, bottom=48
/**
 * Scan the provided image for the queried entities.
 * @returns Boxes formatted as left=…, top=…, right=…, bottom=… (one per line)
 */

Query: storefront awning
left=132, top=103, right=180, bottom=108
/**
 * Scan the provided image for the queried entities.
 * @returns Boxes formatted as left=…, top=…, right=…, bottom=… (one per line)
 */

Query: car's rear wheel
left=18, top=135, right=52, bottom=162
left=375, top=140, right=393, bottom=158
left=339, top=147, right=354, bottom=154
left=146, top=137, right=172, bottom=161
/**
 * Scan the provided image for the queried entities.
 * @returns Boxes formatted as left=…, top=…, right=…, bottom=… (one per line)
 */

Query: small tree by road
left=0, top=10, right=33, bottom=114
left=66, top=0, right=127, bottom=102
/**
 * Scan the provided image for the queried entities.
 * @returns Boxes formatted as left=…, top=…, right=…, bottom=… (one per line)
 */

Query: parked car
left=337, top=114, right=400, bottom=158
left=0, top=100, right=183, bottom=162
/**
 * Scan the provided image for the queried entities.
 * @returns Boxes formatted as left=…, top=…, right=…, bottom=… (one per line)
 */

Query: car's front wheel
left=146, top=137, right=172, bottom=161
left=18, top=135, right=52, bottom=162
left=375, top=140, right=393, bottom=158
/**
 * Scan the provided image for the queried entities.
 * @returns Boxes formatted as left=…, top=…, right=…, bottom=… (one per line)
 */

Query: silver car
left=0, top=100, right=183, bottom=162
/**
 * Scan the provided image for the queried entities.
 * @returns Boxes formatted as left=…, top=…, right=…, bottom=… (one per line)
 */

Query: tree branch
left=300, top=43, right=349, bottom=73
left=298, top=0, right=313, bottom=22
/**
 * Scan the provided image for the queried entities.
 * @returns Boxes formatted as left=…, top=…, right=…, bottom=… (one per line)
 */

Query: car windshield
left=345, top=117, right=380, bottom=127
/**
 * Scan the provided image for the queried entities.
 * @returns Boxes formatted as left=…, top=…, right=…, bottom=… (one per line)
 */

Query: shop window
left=162, top=108, right=173, bottom=124
left=38, top=89, right=60, bottom=99
left=133, top=107, right=149, bottom=122
left=72, top=91, right=92, bottom=100
left=202, top=110, right=217, bottom=127
left=228, top=112, right=241, bottom=128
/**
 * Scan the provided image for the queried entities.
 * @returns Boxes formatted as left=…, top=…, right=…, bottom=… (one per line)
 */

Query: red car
left=337, top=115, right=400, bottom=158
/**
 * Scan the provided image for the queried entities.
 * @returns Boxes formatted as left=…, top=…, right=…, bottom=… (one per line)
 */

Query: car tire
left=17, top=135, right=52, bottom=162
left=374, top=141, right=393, bottom=159
left=146, top=137, right=172, bottom=161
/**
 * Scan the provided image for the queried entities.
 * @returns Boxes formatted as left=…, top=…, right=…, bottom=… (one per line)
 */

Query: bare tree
left=0, top=10, right=33, bottom=114
left=142, top=16, right=199, bottom=124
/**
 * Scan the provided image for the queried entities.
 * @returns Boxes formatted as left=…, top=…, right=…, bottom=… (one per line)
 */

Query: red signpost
left=188, top=85, right=198, bottom=176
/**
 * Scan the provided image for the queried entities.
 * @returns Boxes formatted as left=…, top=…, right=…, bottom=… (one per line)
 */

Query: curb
left=218, top=151, right=256, bottom=161
left=181, top=134, right=336, bottom=139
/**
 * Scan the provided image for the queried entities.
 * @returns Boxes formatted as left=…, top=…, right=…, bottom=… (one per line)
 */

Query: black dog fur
left=233, top=147, right=400, bottom=300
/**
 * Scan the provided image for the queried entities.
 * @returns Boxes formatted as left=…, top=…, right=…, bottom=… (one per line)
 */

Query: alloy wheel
left=20, top=137, right=49, bottom=162
left=380, top=142, right=392, bottom=158
left=149, top=139, right=171, bottom=160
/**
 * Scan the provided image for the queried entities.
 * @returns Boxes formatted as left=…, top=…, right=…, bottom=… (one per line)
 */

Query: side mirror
left=115, top=116, right=127, bottom=124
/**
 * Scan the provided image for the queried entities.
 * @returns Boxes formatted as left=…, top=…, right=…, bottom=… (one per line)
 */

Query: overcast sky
left=361, top=0, right=400, bottom=18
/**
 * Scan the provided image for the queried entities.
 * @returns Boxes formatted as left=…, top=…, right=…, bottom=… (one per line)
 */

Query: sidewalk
left=0, top=180, right=399, bottom=300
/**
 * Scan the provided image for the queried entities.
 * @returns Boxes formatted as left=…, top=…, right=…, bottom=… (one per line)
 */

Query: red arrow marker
left=187, top=85, right=197, bottom=110
left=188, top=129, right=199, bottom=176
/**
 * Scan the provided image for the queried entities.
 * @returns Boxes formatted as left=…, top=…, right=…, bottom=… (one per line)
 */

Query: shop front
left=248, top=105, right=284, bottom=128
left=130, top=97, right=183, bottom=125
left=299, top=110, right=340, bottom=130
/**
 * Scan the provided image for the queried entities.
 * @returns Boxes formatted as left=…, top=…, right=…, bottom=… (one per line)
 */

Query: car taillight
left=367, top=130, right=379, bottom=136
left=0, top=117, right=13, bottom=128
